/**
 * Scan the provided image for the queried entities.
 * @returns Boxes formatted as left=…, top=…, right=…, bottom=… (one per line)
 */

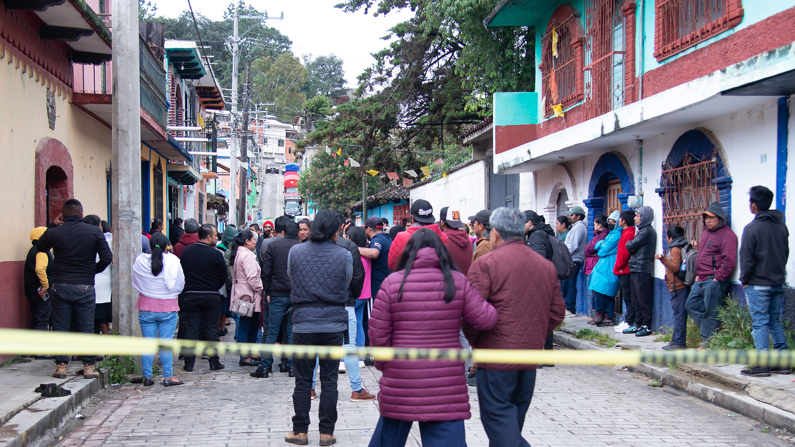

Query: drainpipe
left=777, top=97, right=789, bottom=217
left=638, top=0, right=645, bottom=101
left=637, top=139, right=644, bottom=206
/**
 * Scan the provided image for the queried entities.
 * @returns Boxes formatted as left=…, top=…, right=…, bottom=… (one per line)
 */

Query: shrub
left=705, top=297, right=755, bottom=350
left=99, top=355, right=139, bottom=384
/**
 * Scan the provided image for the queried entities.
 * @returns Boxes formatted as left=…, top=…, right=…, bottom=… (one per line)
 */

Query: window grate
left=541, top=10, right=583, bottom=117
left=660, top=157, right=718, bottom=243
left=585, top=0, right=626, bottom=119
left=654, top=0, right=743, bottom=61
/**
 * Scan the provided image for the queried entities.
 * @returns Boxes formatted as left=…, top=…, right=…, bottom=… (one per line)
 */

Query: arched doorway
left=584, top=152, right=635, bottom=236
left=657, top=129, right=731, bottom=245
left=35, top=138, right=74, bottom=227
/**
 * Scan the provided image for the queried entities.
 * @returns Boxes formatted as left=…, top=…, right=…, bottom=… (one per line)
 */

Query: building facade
left=486, top=0, right=795, bottom=329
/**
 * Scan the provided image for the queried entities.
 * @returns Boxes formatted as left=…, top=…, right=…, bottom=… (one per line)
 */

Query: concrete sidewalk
left=555, top=315, right=795, bottom=431
left=0, top=357, right=108, bottom=447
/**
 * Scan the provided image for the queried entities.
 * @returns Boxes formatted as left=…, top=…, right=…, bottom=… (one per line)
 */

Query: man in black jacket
left=252, top=218, right=302, bottom=378
left=36, top=199, right=112, bottom=379
left=524, top=210, right=554, bottom=259
left=740, top=186, right=790, bottom=377
left=180, top=224, right=228, bottom=371
left=625, top=206, right=657, bottom=337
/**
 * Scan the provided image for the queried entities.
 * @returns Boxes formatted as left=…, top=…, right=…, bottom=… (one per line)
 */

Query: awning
left=143, top=136, right=193, bottom=163
left=284, top=177, right=298, bottom=188
left=167, top=163, right=202, bottom=186
left=285, top=163, right=300, bottom=172
left=165, top=40, right=206, bottom=79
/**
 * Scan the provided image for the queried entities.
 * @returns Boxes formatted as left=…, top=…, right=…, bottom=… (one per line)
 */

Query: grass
left=648, top=380, right=663, bottom=387
left=572, top=328, right=619, bottom=348
left=686, top=317, right=702, bottom=348
left=654, top=326, right=673, bottom=343
left=99, top=355, right=139, bottom=384
left=555, top=321, right=566, bottom=331
left=706, top=297, right=755, bottom=350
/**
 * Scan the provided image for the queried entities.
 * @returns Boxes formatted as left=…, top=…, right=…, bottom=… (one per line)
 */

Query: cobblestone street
left=42, top=347, right=791, bottom=447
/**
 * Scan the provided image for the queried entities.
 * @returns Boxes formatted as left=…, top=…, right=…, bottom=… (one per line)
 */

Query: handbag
left=230, top=260, right=256, bottom=318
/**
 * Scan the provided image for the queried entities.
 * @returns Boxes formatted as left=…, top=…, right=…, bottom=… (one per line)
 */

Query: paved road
left=48, top=350, right=790, bottom=447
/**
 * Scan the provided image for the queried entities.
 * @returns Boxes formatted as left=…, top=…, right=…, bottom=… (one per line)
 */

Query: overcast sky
left=152, top=0, right=412, bottom=87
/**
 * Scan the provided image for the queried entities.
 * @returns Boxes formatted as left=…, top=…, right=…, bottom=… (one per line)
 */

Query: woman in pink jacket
left=368, top=228, right=498, bottom=447
left=229, top=230, right=264, bottom=367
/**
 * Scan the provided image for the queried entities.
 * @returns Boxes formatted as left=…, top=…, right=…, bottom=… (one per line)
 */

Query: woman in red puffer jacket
left=368, top=228, right=498, bottom=447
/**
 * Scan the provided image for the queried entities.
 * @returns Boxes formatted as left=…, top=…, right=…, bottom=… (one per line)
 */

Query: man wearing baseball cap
left=388, top=199, right=449, bottom=270
left=469, top=210, right=492, bottom=263
left=439, top=206, right=473, bottom=275
left=562, top=206, right=588, bottom=316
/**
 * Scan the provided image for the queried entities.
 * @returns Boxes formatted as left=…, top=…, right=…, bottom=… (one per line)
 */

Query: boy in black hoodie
left=740, top=186, right=790, bottom=377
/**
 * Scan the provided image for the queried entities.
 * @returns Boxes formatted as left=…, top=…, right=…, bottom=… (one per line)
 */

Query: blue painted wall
left=353, top=200, right=408, bottom=225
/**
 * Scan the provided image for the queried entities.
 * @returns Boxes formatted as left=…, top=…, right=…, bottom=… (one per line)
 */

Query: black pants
left=619, top=274, right=634, bottom=326
left=51, top=284, right=96, bottom=365
left=671, top=287, right=690, bottom=346
left=26, top=293, right=51, bottom=331
left=476, top=368, right=537, bottom=447
left=292, top=331, right=344, bottom=435
left=630, top=272, right=654, bottom=328
left=180, top=292, right=222, bottom=367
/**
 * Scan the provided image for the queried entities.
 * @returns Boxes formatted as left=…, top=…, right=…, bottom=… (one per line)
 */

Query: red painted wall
left=0, top=261, right=29, bottom=330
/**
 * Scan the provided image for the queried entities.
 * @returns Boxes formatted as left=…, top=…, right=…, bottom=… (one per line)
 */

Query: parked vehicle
left=266, top=163, right=279, bottom=174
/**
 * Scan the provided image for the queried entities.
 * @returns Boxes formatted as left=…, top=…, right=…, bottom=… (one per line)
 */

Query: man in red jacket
left=388, top=199, right=448, bottom=270
left=465, top=207, right=565, bottom=447
left=173, top=218, right=200, bottom=258
left=613, top=210, right=637, bottom=332
left=439, top=206, right=473, bottom=275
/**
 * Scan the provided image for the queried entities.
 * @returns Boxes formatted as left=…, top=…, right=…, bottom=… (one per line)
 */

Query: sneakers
left=363, top=357, right=374, bottom=366
left=565, top=310, right=576, bottom=318
left=83, top=364, right=100, bottom=379
left=740, top=366, right=771, bottom=377
left=351, top=389, right=376, bottom=402
left=319, top=434, right=337, bottom=446
left=635, top=326, right=652, bottom=337
left=466, top=372, right=477, bottom=387
left=662, top=343, right=687, bottom=351
left=310, top=389, right=317, bottom=400
left=250, top=369, right=269, bottom=378
left=622, top=325, right=639, bottom=334
left=339, top=361, right=346, bottom=374
left=53, top=363, right=68, bottom=379
left=597, top=318, right=616, bottom=327
left=284, top=431, right=309, bottom=445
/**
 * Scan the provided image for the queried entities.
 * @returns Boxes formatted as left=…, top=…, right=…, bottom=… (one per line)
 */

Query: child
left=656, top=226, right=690, bottom=350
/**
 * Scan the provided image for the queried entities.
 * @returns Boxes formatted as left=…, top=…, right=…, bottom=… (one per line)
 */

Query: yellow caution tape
left=1, top=329, right=793, bottom=367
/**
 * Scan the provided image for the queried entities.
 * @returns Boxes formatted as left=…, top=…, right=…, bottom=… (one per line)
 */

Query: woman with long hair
left=132, top=232, right=185, bottom=387
left=368, top=228, right=498, bottom=447
left=556, top=215, right=572, bottom=241
left=229, top=230, right=264, bottom=367
left=347, top=226, right=371, bottom=349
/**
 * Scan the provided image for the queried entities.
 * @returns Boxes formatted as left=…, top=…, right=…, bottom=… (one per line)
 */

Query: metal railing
left=584, top=0, right=626, bottom=119
left=139, top=39, right=168, bottom=130
left=660, top=158, right=718, bottom=243
left=656, top=0, right=732, bottom=59
left=74, top=61, right=110, bottom=95
left=541, top=13, right=579, bottom=117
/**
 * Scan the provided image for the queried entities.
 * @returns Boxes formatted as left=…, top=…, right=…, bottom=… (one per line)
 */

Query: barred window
left=541, top=5, right=585, bottom=118
left=654, top=0, right=744, bottom=61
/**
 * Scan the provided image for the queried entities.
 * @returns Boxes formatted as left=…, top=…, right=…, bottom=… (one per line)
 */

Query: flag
left=386, top=172, right=399, bottom=180
left=405, top=170, right=417, bottom=178
left=348, top=158, right=360, bottom=167
left=421, top=175, right=430, bottom=181
left=402, top=178, right=414, bottom=187
left=552, top=27, right=559, bottom=58
left=337, top=147, right=342, bottom=156
left=367, top=169, right=379, bottom=177
left=552, top=104, right=565, bottom=118
left=442, top=172, right=447, bottom=178
left=433, top=158, right=443, bottom=166
left=325, top=146, right=331, bottom=155
left=344, top=159, right=350, bottom=166
left=549, top=69, right=559, bottom=103
left=420, top=166, right=430, bottom=176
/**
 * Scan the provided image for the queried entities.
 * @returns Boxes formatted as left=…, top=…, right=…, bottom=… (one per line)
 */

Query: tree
left=139, top=0, right=158, bottom=21
left=303, top=54, right=347, bottom=99
left=250, top=53, right=308, bottom=123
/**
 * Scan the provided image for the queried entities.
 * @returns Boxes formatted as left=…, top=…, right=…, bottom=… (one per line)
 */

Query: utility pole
left=362, top=172, right=368, bottom=224
left=238, top=65, right=250, bottom=225
left=111, top=0, right=142, bottom=337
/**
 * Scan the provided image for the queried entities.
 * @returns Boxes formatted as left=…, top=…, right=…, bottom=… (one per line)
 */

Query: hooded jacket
left=369, top=248, right=497, bottom=422
left=626, top=206, right=657, bottom=274
left=659, top=237, right=688, bottom=292
left=173, top=232, right=199, bottom=258
left=589, top=226, right=622, bottom=296
left=740, top=209, right=787, bottom=286
left=388, top=224, right=449, bottom=271
left=695, top=202, right=738, bottom=282
left=525, top=223, right=555, bottom=259
left=564, top=220, right=588, bottom=264
left=36, top=216, right=113, bottom=285
left=24, top=228, right=52, bottom=296
left=613, top=226, right=636, bottom=276
left=443, top=228, right=473, bottom=275
left=583, top=228, right=610, bottom=275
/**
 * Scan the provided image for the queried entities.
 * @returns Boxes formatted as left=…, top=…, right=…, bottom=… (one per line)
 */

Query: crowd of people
left=21, top=183, right=790, bottom=445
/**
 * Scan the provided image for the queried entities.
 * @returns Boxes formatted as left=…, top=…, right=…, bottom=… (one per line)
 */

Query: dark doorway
left=45, top=166, right=69, bottom=224
left=488, top=159, right=520, bottom=209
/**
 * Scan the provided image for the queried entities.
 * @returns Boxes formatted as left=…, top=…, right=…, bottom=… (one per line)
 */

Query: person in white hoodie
left=132, top=232, right=186, bottom=387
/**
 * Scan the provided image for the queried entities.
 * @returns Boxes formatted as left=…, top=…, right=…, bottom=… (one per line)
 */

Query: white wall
left=410, top=160, right=488, bottom=221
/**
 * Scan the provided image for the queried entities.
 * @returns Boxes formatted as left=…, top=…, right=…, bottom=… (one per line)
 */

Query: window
left=660, top=155, right=718, bottom=243
left=541, top=5, right=585, bottom=117
left=278, top=139, right=285, bottom=147
left=585, top=0, right=626, bottom=118
left=654, top=0, right=744, bottom=61
left=198, top=193, right=205, bottom=224
left=154, top=161, right=164, bottom=223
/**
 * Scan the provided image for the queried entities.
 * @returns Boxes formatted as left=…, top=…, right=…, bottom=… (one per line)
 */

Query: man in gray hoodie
left=625, top=206, right=657, bottom=337
left=563, top=206, right=588, bottom=315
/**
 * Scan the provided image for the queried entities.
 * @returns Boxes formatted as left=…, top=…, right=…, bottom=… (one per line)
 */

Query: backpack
left=548, top=234, right=577, bottom=280
left=676, top=244, right=698, bottom=286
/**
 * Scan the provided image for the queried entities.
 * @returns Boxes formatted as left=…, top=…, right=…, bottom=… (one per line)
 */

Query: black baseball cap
left=468, top=210, right=491, bottom=228
left=410, top=199, right=435, bottom=225
left=365, top=216, right=384, bottom=229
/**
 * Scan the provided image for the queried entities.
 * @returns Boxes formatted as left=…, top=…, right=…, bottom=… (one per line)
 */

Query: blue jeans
left=686, top=279, right=729, bottom=343
left=236, top=312, right=261, bottom=359
left=138, top=311, right=179, bottom=379
left=368, top=416, right=466, bottom=447
left=746, top=285, right=789, bottom=352
left=313, top=307, right=362, bottom=392
left=593, top=292, right=615, bottom=318
left=670, top=287, right=690, bottom=347
left=260, top=296, right=292, bottom=370
left=355, top=299, right=367, bottom=349
left=561, top=262, right=582, bottom=313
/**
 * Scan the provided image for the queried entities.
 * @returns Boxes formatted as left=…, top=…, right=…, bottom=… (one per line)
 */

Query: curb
left=0, top=370, right=109, bottom=447
left=553, top=331, right=795, bottom=432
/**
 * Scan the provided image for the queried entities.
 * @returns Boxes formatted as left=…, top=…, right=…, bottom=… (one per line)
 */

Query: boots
left=53, top=363, right=68, bottom=379
left=284, top=431, right=309, bottom=445
left=83, top=364, right=100, bottom=379
left=319, top=434, right=337, bottom=446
